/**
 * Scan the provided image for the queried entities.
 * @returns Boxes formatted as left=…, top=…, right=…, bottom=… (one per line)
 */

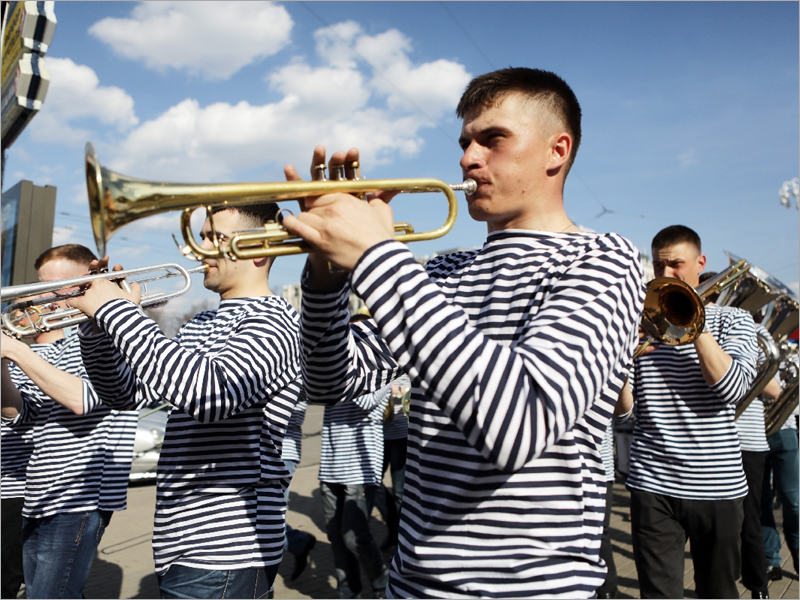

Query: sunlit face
left=458, top=92, right=564, bottom=231
left=652, top=241, right=706, bottom=288
left=199, top=209, right=252, bottom=298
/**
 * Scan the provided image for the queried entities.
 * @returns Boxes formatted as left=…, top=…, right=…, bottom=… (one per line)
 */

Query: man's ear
left=548, top=133, right=572, bottom=171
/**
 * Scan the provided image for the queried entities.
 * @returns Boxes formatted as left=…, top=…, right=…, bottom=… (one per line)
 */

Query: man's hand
left=281, top=146, right=396, bottom=277
left=1, top=331, right=32, bottom=363
left=70, top=258, right=142, bottom=319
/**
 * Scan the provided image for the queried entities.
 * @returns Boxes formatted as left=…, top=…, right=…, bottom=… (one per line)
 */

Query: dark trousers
left=1, top=497, right=25, bottom=599
left=22, top=510, right=112, bottom=599
left=761, top=429, right=799, bottom=569
left=374, top=438, right=407, bottom=541
left=596, top=480, right=618, bottom=598
left=320, top=482, right=389, bottom=599
left=158, top=565, right=278, bottom=599
left=630, top=489, right=743, bottom=599
left=740, top=450, right=768, bottom=591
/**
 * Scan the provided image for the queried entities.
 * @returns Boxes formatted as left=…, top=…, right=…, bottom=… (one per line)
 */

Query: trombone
left=85, top=143, right=476, bottom=260
left=1, top=263, right=208, bottom=338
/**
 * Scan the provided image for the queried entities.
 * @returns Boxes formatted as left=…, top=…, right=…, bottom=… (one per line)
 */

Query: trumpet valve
left=314, top=164, right=328, bottom=181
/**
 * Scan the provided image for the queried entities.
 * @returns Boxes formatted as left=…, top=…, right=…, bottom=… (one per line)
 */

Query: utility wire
left=437, top=2, right=495, bottom=71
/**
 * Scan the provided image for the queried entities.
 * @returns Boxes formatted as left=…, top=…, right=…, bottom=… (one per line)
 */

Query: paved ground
left=40, top=404, right=799, bottom=599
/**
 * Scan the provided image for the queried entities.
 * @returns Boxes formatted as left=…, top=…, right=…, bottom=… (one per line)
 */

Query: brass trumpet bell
left=640, top=278, right=706, bottom=347
left=86, top=143, right=476, bottom=260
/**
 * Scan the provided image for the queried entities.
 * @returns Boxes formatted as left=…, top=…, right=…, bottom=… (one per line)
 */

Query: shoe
left=751, top=589, right=769, bottom=599
left=290, top=534, right=316, bottom=580
left=597, top=591, right=617, bottom=599
left=766, top=565, right=783, bottom=581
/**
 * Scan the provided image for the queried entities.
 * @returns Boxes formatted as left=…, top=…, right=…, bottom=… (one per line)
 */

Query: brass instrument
left=1, top=263, right=208, bottom=338
left=716, top=252, right=800, bottom=425
left=634, top=260, right=750, bottom=358
left=764, top=344, right=798, bottom=437
left=86, top=143, right=476, bottom=260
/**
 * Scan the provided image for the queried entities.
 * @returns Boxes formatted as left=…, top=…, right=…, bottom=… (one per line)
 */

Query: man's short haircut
left=211, top=203, right=280, bottom=228
left=34, top=244, right=98, bottom=270
left=651, top=225, right=702, bottom=254
left=456, top=67, right=582, bottom=172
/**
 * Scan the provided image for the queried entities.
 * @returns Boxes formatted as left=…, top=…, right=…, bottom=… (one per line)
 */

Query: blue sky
left=4, top=1, right=798, bottom=312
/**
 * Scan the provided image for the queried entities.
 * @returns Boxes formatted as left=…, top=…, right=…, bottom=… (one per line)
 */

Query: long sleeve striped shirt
left=2, top=335, right=137, bottom=517
left=301, top=232, right=644, bottom=598
left=79, top=296, right=304, bottom=575
left=627, top=304, right=758, bottom=500
left=318, top=385, right=389, bottom=486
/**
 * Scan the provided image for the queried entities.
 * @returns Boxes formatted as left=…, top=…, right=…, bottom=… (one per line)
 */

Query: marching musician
left=281, top=67, right=645, bottom=598
left=0, top=244, right=139, bottom=599
left=620, top=225, right=759, bottom=598
left=71, top=205, right=307, bottom=599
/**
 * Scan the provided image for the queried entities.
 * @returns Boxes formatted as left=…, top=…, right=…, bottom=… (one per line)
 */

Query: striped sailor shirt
left=318, top=386, right=389, bottom=486
left=1, top=420, right=34, bottom=499
left=627, top=303, right=758, bottom=500
left=79, top=296, right=303, bottom=575
left=282, top=399, right=308, bottom=464
left=2, top=335, right=137, bottom=517
left=301, top=232, right=644, bottom=598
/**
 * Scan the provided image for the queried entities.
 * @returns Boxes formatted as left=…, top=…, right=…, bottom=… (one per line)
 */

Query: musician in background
left=621, top=225, right=759, bottom=598
left=282, top=67, right=645, bottom=598
left=317, top=313, right=391, bottom=600
left=71, top=205, right=307, bottom=599
left=761, top=385, right=799, bottom=579
left=0, top=244, right=139, bottom=599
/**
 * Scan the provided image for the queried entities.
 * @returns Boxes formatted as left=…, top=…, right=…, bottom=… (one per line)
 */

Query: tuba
left=716, top=252, right=799, bottom=426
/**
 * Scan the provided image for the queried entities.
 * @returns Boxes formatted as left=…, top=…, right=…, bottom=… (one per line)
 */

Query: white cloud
left=52, top=225, right=78, bottom=245
left=89, top=1, right=293, bottom=80
left=106, top=20, right=471, bottom=181
left=29, top=58, right=138, bottom=147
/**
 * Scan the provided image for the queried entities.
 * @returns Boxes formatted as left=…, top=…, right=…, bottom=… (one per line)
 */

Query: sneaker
left=751, top=589, right=769, bottom=599
left=290, top=534, right=317, bottom=580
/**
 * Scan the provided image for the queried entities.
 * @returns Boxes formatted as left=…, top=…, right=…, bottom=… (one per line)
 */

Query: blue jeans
left=22, top=510, right=112, bottom=599
left=158, top=564, right=278, bottom=599
left=761, top=428, right=799, bottom=567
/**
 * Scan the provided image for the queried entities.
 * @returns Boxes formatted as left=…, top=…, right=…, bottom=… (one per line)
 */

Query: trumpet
left=634, top=259, right=750, bottom=358
left=86, top=143, right=477, bottom=260
left=1, top=263, right=208, bottom=338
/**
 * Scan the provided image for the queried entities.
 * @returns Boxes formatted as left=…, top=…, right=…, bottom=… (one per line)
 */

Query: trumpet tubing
left=86, top=143, right=476, bottom=260
left=1, top=263, right=207, bottom=338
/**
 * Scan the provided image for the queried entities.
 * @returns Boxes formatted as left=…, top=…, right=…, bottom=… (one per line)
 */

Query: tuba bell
left=716, top=252, right=799, bottom=426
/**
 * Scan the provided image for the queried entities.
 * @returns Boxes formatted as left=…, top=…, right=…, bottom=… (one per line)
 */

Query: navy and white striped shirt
left=2, top=335, right=137, bottom=517
left=0, top=420, right=34, bottom=499
left=79, top=296, right=304, bottom=575
left=301, top=232, right=644, bottom=598
left=283, top=399, right=308, bottom=464
left=319, top=385, right=389, bottom=486
left=627, top=304, right=758, bottom=500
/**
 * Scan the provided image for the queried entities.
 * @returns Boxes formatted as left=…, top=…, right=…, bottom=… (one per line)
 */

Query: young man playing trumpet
left=619, top=225, right=759, bottom=598
left=72, top=205, right=306, bottom=599
left=281, top=67, right=646, bottom=598
left=1, top=244, right=139, bottom=599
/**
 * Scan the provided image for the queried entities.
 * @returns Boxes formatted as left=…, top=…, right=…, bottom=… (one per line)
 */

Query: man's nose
left=459, top=142, right=484, bottom=172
